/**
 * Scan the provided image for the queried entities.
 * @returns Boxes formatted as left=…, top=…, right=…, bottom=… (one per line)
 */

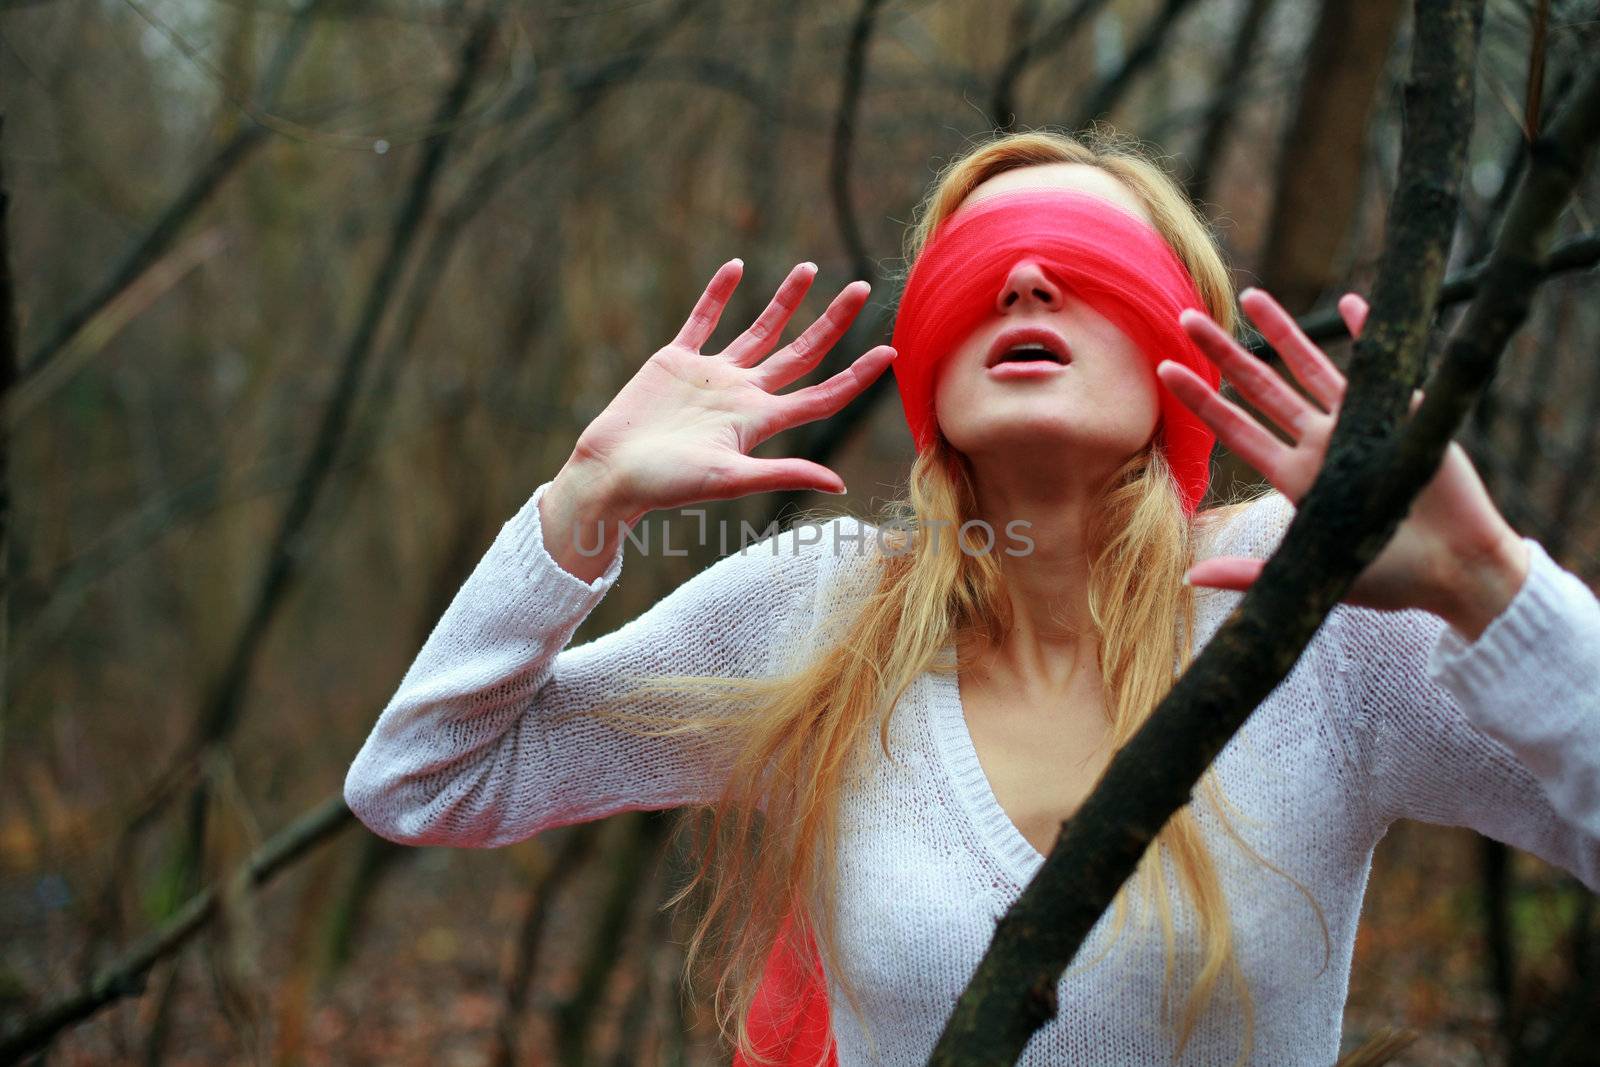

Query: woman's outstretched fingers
left=1237, top=288, right=1345, bottom=414
left=724, top=456, right=847, bottom=497
left=1177, top=308, right=1315, bottom=443
left=1184, top=556, right=1266, bottom=591
left=774, top=344, right=897, bottom=427
left=674, top=259, right=744, bottom=351
left=723, top=262, right=819, bottom=368
left=1338, top=292, right=1369, bottom=339
left=751, top=280, right=872, bottom=390
left=1157, top=356, right=1294, bottom=487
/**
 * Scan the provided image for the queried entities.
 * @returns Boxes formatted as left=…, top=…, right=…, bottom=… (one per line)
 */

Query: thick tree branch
left=929, top=0, right=1492, bottom=1061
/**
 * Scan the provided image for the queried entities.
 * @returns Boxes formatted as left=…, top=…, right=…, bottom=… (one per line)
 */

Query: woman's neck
left=967, top=470, right=1103, bottom=682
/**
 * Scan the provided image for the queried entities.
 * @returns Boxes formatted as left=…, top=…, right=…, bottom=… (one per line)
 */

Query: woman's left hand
left=1157, top=287, right=1530, bottom=642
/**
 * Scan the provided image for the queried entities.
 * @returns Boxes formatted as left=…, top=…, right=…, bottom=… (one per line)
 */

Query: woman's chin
left=943, top=416, right=1135, bottom=458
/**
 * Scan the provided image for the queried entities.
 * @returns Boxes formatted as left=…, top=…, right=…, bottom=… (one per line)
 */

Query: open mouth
left=985, top=326, right=1072, bottom=368
left=994, top=346, right=1065, bottom=364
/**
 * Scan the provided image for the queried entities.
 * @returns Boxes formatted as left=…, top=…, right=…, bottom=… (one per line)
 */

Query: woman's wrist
left=553, top=446, right=641, bottom=529
left=1435, top=527, right=1531, bottom=643
left=537, top=453, right=638, bottom=584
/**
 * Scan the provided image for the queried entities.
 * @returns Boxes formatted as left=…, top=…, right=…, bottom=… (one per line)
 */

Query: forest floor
left=4, top=815, right=1582, bottom=1066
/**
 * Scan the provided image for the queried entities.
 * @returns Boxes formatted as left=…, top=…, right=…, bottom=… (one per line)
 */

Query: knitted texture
left=344, top=480, right=1600, bottom=1065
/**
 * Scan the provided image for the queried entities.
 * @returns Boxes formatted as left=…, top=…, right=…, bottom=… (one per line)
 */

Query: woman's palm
left=572, top=259, right=897, bottom=517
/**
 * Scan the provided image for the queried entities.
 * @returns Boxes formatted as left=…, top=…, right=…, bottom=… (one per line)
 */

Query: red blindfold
left=888, top=187, right=1221, bottom=515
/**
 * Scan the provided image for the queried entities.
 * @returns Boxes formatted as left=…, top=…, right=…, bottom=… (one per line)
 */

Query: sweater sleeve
left=1338, top=539, right=1600, bottom=891
left=1205, top=490, right=1600, bottom=891
left=342, top=479, right=837, bottom=849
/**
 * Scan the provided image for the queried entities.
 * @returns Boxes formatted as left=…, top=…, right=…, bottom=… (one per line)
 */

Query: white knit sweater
left=343, top=479, right=1600, bottom=1066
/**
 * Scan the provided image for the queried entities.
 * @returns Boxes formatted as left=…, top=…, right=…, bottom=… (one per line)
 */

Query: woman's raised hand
left=1157, top=287, right=1528, bottom=639
left=561, top=259, right=897, bottom=525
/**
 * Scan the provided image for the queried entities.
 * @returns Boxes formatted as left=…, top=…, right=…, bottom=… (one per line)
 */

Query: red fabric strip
left=733, top=911, right=836, bottom=1067
left=889, top=187, right=1220, bottom=514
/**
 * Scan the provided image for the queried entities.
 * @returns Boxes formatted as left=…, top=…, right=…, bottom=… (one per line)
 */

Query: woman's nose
left=996, top=259, right=1063, bottom=313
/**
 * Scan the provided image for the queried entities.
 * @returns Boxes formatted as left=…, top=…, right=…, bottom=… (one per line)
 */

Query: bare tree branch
left=831, top=0, right=887, bottom=286
left=765, top=0, right=896, bottom=526
left=1187, top=0, right=1277, bottom=205
left=1068, top=0, right=1204, bottom=132
left=17, top=0, right=324, bottom=382
left=1525, top=0, right=1549, bottom=140
left=0, top=113, right=16, bottom=770
left=150, top=0, right=504, bottom=950
left=490, top=825, right=599, bottom=1067
left=343, top=0, right=704, bottom=460
left=0, top=797, right=356, bottom=1063
left=1258, top=0, right=1407, bottom=313
left=1277, top=229, right=1600, bottom=350
left=1399, top=64, right=1600, bottom=494
left=990, top=0, right=1114, bottom=132
left=553, top=812, right=673, bottom=1064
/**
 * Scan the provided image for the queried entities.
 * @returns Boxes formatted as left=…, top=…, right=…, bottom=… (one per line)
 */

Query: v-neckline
left=927, top=646, right=1049, bottom=884
left=920, top=537, right=1231, bottom=888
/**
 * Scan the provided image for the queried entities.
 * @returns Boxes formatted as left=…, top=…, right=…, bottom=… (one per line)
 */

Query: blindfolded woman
left=344, top=129, right=1600, bottom=1066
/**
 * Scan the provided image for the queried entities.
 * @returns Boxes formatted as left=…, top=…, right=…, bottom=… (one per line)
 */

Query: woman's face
left=932, top=163, right=1164, bottom=473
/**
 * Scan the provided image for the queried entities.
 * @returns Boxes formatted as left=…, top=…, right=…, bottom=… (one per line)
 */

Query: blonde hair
left=582, top=127, right=1327, bottom=1066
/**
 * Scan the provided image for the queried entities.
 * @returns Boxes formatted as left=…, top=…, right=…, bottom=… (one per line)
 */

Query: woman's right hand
left=559, top=258, right=897, bottom=525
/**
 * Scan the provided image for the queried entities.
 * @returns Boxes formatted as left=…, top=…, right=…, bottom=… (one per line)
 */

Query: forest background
left=1, top=0, right=1598, bottom=1063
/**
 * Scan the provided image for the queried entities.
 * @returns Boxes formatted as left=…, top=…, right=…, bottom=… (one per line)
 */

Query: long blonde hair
left=584, top=127, right=1328, bottom=1066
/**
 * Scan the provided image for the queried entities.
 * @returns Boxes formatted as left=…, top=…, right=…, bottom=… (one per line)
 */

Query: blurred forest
left=1, top=0, right=1599, bottom=1064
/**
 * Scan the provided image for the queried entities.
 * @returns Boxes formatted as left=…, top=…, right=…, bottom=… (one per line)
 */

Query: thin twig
left=1254, top=229, right=1600, bottom=352
left=1525, top=0, right=1549, bottom=140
